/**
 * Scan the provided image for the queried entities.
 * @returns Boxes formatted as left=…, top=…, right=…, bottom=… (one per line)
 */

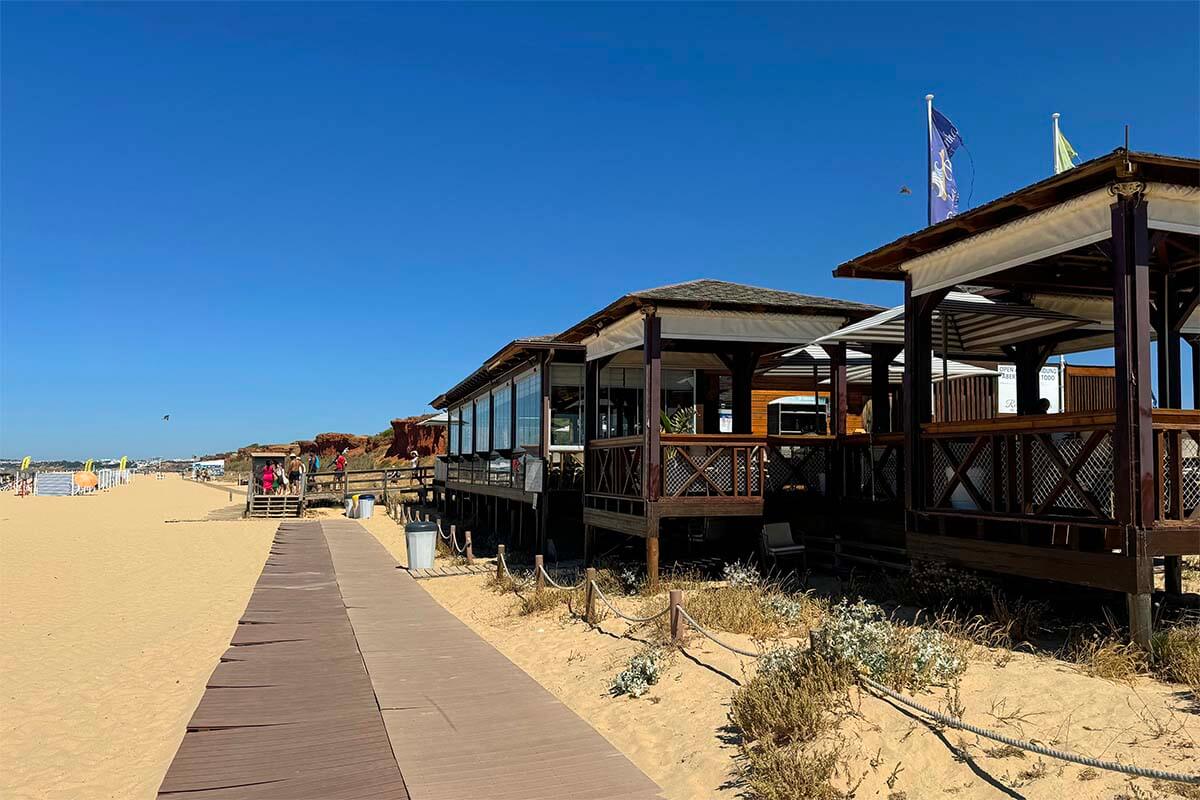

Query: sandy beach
left=0, top=476, right=277, bottom=800
left=349, top=509, right=1199, bottom=800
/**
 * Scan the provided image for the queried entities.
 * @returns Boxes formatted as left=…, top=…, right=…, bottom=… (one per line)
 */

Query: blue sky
left=2, top=2, right=1198, bottom=459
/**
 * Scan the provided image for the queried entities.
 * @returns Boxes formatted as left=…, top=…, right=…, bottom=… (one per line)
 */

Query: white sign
left=997, top=364, right=1060, bottom=414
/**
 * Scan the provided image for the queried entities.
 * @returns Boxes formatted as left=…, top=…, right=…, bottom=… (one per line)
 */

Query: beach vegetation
left=611, top=645, right=670, bottom=698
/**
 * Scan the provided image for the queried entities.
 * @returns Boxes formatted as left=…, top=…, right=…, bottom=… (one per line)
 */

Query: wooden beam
left=870, top=344, right=902, bottom=433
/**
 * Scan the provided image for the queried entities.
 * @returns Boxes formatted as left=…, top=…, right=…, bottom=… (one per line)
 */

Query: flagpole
left=1052, top=112, right=1060, bottom=174
left=926, top=94, right=934, bottom=226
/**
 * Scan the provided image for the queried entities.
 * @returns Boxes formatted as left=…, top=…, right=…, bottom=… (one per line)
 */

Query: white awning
left=1030, top=293, right=1200, bottom=335
left=804, top=292, right=1091, bottom=357
left=905, top=183, right=1200, bottom=296
left=583, top=309, right=846, bottom=361
left=760, top=343, right=995, bottom=385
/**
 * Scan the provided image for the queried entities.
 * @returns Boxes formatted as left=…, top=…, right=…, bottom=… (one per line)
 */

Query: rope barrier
left=675, top=606, right=762, bottom=658
left=860, top=676, right=1199, bottom=785
left=589, top=581, right=670, bottom=624
left=538, top=564, right=586, bottom=591
left=498, top=551, right=536, bottom=590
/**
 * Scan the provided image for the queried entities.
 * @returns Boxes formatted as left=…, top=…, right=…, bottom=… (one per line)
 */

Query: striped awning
left=760, top=344, right=996, bottom=385
left=806, top=292, right=1094, bottom=358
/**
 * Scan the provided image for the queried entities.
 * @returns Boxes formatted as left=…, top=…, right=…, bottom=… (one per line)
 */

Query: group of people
left=256, top=450, right=349, bottom=496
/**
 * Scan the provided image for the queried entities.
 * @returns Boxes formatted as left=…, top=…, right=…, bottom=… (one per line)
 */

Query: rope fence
left=390, top=505, right=1198, bottom=788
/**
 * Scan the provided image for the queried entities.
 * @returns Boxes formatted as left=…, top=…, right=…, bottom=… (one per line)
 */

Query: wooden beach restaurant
left=431, top=151, right=1199, bottom=640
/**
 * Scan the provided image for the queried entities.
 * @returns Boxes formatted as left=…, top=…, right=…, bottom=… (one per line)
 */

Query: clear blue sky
left=2, top=2, right=1198, bottom=459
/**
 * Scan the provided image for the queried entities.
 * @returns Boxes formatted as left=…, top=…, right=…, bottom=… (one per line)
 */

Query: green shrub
left=611, top=645, right=670, bottom=698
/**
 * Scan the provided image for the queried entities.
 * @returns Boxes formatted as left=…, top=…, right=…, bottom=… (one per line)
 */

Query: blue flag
left=929, top=107, right=961, bottom=224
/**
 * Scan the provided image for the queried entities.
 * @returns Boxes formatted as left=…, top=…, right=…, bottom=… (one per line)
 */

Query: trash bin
left=405, top=520, right=438, bottom=570
left=358, top=494, right=375, bottom=519
left=345, top=496, right=355, bottom=517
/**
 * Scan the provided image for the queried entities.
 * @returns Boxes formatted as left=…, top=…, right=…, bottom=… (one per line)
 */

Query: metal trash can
left=345, top=497, right=355, bottom=517
left=358, top=494, right=375, bottom=519
left=405, top=520, right=437, bottom=570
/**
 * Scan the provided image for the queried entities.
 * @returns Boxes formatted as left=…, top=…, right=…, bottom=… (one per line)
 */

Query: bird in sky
left=899, top=185, right=912, bottom=196
left=162, top=414, right=170, bottom=421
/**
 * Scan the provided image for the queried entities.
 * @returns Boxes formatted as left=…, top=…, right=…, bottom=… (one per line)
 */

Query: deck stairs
left=247, top=494, right=303, bottom=518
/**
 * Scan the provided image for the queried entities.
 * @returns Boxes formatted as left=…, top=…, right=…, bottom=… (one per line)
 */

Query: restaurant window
left=597, top=367, right=643, bottom=439
left=662, top=369, right=696, bottom=432
left=448, top=406, right=461, bottom=455
left=550, top=364, right=584, bottom=447
left=474, top=394, right=490, bottom=453
left=461, top=402, right=474, bottom=455
left=515, top=370, right=541, bottom=448
left=492, top=383, right=512, bottom=450
left=767, top=397, right=828, bottom=435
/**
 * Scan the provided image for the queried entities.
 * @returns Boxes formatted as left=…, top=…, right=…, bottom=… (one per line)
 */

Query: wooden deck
left=160, top=519, right=664, bottom=800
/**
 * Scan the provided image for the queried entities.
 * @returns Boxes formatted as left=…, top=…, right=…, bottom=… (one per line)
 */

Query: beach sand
left=350, top=509, right=1199, bottom=800
left=0, top=475, right=277, bottom=800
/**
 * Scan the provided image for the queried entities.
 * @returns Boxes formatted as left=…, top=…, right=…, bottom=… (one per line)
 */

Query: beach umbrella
left=73, top=471, right=98, bottom=488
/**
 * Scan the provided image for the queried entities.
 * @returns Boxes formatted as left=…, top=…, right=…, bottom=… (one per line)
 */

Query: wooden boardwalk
left=160, top=519, right=664, bottom=800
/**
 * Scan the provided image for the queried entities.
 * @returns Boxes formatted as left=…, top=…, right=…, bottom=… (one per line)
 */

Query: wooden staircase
left=248, top=494, right=303, bottom=518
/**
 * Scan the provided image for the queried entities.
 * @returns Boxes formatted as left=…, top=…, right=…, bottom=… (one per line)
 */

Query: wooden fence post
left=669, top=589, right=683, bottom=642
left=535, top=554, right=545, bottom=592
left=449, top=524, right=456, bottom=555
left=496, top=544, right=506, bottom=582
left=585, top=567, right=596, bottom=624
left=465, top=531, right=474, bottom=565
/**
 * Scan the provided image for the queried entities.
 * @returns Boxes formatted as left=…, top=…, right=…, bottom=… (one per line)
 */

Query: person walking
left=288, top=455, right=303, bottom=495
left=334, top=449, right=347, bottom=474
left=261, top=462, right=275, bottom=495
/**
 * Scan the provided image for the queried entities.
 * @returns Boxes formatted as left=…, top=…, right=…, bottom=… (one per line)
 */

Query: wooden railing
left=306, top=466, right=432, bottom=499
left=764, top=435, right=835, bottom=495
left=920, top=411, right=1119, bottom=524
left=660, top=434, right=767, bottom=499
left=1152, top=410, right=1200, bottom=523
left=444, top=455, right=530, bottom=491
left=841, top=432, right=905, bottom=502
left=586, top=436, right=642, bottom=499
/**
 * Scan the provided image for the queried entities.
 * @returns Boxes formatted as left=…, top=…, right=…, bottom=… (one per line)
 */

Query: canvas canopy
left=761, top=344, right=996, bottom=384
left=904, top=183, right=1200, bottom=296
left=583, top=308, right=846, bottom=361
left=806, top=292, right=1095, bottom=358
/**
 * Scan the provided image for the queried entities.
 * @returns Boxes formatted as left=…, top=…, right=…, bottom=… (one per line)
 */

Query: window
left=461, top=402, right=474, bottom=455
left=661, top=369, right=696, bottom=432
left=492, top=383, right=512, bottom=450
left=449, top=406, right=461, bottom=455
left=515, top=370, right=541, bottom=448
left=474, top=395, right=490, bottom=453
left=768, top=397, right=828, bottom=435
left=550, top=364, right=584, bottom=447
left=598, top=367, right=643, bottom=439
left=596, top=367, right=696, bottom=438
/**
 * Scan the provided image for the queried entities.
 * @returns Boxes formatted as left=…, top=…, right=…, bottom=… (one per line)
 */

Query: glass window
left=770, top=398, right=828, bottom=435
left=515, top=371, right=541, bottom=448
left=449, top=406, right=462, bottom=455
left=550, top=364, right=584, bottom=446
left=598, top=367, right=643, bottom=439
left=662, top=369, right=696, bottom=432
left=461, top=402, right=474, bottom=455
left=492, top=384, right=512, bottom=450
left=474, top=395, right=490, bottom=453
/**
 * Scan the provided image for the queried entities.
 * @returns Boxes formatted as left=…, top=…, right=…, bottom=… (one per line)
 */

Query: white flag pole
left=1052, top=112, right=1061, bottom=174
left=926, top=93, right=935, bottom=226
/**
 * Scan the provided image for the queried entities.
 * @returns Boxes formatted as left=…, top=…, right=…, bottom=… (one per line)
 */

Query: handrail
left=1152, top=409, right=1200, bottom=430
left=660, top=433, right=768, bottom=446
left=587, top=436, right=643, bottom=448
left=840, top=432, right=905, bottom=446
left=923, top=411, right=1116, bottom=437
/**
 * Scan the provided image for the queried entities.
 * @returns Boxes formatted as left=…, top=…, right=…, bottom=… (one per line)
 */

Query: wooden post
left=583, top=525, right=594, bottom=566
left=669, top=588, right=682, bottom=642
left=1112, top=189, right=1154, bottom=646
left=828, top=343, right=847, bottom=503
left=449, top=524, right=456, bottom=556
left=644, top=311, right=662, bottom=501
left=870, top=344, right=900, bottom=433
left=465, top=531, right=474, bottom=565
left=584, top=567, right=597, bottom=623
left=534, top=554, right=545, bottom=592
left=645, top=533, right=659, bottom=593
left=903, top=279, right=945, bottom=519
left=496, top=544, right=506, bottom=583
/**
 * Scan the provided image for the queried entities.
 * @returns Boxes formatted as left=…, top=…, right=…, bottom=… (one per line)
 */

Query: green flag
left=1054, top=127, right=1079, bottom=174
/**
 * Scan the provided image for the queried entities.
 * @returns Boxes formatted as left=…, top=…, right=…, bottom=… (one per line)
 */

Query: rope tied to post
left=537, top=563, right=586, bottom=591
left=498, top=550, right=536, bottom=590
left=589, top=581, right=671, bottom=624
left=674, top=605, right=762, bottom=658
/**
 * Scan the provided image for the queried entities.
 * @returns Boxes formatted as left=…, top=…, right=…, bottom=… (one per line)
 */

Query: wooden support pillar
left=644, top=312, right=662, bottom=501
left=870, top=344, right=901, bottom=433
left=1191, top=336, right=1200, bottom=410
left=729, top=349, right=757, bottom=435
left=697, top=371, right=720, bottom=434
left=1013, top=344, right=1048, bottom=416
left=903, top=278, right=944, bottom=519
left=645, top=531, right=659, bottom=593
left=1112, top=189, right=1155, bottom=644
left=583, top=525, right=594, bottom=566
left=828, top=343, right=847, bottom=498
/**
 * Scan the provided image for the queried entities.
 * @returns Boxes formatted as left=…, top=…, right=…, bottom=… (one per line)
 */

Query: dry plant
left=1152, top=622, right=1200, bottom=695
left=737, top=742, right=848, bottom=800
left=514, top=586, right=578, bottom=616
left=1065, top=631, right=1150, bottom=683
